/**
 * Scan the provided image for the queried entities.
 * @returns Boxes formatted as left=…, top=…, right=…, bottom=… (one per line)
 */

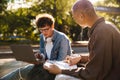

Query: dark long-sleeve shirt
left=62, top=18, right=120, bottom=80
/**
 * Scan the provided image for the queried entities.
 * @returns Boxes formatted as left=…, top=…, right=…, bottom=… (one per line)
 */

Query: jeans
left=55, top=74, right=82, bottom=80
left=0, top=64, right=33, bottom=80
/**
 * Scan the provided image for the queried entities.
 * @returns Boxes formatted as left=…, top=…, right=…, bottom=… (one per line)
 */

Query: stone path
left=0, top=59, right=29, bottom=78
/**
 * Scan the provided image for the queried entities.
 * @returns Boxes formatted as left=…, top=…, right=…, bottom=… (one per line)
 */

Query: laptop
left=10, top=45, right=40, bottom=64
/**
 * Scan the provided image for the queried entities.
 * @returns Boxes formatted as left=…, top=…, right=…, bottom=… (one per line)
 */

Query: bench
left=0, top=41, right=88, bottom=59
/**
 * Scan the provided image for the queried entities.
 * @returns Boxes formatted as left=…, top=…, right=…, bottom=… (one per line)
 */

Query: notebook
left=44, top=60, right=77, bottom=70
left=10, top=45, right=39, bottom=63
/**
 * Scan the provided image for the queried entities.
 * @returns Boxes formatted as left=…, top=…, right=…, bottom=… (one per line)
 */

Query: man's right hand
left=34, top=53, right=45, bottom=63
left=43, top=63, right=62, bottom=74
left=34, top=53, right=43, bottom=59
left=64, top=54, right=81, bottom=66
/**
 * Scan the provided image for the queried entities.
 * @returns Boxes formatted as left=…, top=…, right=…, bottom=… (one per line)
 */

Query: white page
left=44, top=60, right=77, bottom=70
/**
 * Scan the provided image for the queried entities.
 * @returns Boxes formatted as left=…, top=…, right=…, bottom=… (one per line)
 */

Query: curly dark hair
left=36, top=14, right=55, bottom=28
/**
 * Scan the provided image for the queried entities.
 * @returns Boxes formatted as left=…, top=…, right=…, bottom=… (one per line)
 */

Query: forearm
left=61, top=68, right=82, bottom=78
left=75, top=54, right=89, bottom=67
left=79, top=54, right=89, bottom=63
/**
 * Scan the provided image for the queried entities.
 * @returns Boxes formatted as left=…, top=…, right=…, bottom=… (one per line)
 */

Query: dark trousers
left=27, top=64, right=56, bottom=80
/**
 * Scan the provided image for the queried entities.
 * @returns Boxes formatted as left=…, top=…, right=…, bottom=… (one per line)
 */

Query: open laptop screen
left=10, top=45, right=38, bottom=63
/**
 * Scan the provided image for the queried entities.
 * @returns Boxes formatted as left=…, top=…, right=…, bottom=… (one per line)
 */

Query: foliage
left=0, top=0, right=83, bottom=42
left=0, top=0, right=7, bottom=13
left=95, top=0, right=120, bottom=29
left=19, top=0, right=81, bottom=41
left=1, top=0, right=119, bottom=44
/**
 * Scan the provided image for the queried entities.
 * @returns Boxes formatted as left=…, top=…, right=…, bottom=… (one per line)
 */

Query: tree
left=28, top=0, right=82, bottom=41
left=0, top=0, right=83, bottom=42
left=95, top=0, right=120, bottom=29
left=0, top=0, right=8, bottom=40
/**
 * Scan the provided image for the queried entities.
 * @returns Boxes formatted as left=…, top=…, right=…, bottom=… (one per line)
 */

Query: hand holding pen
left=64, top=54, right=81, bottom=66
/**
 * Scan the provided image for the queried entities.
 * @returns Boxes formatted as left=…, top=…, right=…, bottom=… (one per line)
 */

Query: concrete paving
left=0, top=59, right=29, bottom=78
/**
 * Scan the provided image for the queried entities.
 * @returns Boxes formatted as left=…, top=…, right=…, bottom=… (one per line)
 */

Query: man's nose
left=42, top=31, right=47, bottom=34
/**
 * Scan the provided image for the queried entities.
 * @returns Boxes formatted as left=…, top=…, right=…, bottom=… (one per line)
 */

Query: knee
left=55, top=74, right=81, bottom=80
left=55, top=74, right=66, bottom=80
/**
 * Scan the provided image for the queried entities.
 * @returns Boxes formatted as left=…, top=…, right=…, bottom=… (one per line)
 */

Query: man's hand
left=43, top=63, right=62, bottom=74
left=64, top=54, right=81, bottom=66
left=34, top=53, right=43, bottom=59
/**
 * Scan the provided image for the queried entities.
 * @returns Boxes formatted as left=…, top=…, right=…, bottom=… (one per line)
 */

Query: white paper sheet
left=44, top=60, right=77, bottom=70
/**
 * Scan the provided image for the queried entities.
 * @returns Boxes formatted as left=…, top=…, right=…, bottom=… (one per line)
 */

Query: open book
left=44, top=60, right=77, bottom=70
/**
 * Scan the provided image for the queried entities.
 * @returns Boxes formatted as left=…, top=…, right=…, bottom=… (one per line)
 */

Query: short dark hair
left=36, top=14, right=55, bottom=28
left=72, top=0, right=96, bottom=17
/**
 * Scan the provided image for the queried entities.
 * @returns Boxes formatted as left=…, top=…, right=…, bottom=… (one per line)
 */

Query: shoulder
left=94, top=20, right=117, bottom=35
left=40, top=34, right=44, bottom=39
left=92, top=21, right=119, bottom=40
left=54, top=30, right=69, bottom=40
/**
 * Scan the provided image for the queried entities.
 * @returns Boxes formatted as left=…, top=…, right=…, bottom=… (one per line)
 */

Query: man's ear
left=79, top=13, right=85, bottom=21
left=51, top=24, right=54, bottom=29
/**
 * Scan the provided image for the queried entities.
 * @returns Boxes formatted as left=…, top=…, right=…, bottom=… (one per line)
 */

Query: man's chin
left=81, top=26, right=87, bottom=29
left=44, top=36, right=48, bottom=38
left=45, top=36, right=50, bottom=38
left=79, top=24, right=87, bottom=28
